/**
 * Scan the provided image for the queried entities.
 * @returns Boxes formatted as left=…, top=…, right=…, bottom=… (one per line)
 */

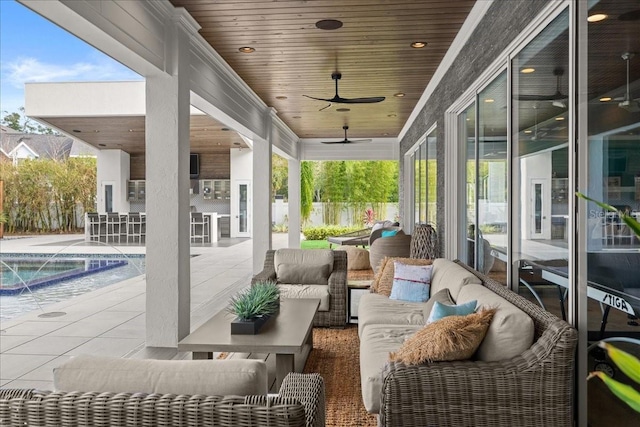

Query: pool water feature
left=0, top=254, right=146, bottom=321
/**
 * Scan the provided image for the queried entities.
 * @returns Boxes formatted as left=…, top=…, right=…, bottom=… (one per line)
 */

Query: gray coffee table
left=178, top=298, right=320, bottom=389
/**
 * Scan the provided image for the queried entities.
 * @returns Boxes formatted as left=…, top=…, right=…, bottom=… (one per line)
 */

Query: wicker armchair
left=378, top=261, right=578, bottom=427
left=0, top=372, right=325, bottom=427
left=252, top=249, right=347, bottom=327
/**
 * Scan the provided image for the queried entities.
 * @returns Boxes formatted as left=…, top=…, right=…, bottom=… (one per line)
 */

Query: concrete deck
left=0, top=233, right=288, bottom=390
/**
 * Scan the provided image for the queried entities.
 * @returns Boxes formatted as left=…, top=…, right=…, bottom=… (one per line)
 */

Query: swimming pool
left=0, top=254, right=146, bottom=321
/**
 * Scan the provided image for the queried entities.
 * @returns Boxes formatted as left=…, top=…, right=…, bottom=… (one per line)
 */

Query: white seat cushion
left=54, top=355, right=268, bottom=396
left=357, top=293, right=425, bottom=338
left=278, top=284, right=330, bottom=311
left=359, top=324, right=421, bottom=414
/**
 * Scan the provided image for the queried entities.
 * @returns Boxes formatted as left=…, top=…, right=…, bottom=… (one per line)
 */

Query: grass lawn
left=301, top=240, right=331, bottom=249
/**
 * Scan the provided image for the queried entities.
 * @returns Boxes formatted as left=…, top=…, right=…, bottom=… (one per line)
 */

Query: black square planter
left=230, top=314, right=271, bottom=335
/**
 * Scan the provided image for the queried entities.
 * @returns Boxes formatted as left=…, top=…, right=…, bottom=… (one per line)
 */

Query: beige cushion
left=54, top=355, right=268, bottom=396
left=389, top=309, right=495, bottom=365
left=277, top=263, right=329, bottom=286
left=335, top=246, right=370, bottom=270
left=456, top=283, right=535, bottom=361
left=357, top=292, right=425, bottom=338
left=359, top=324, right=421, bottom=414
left=278, top=284, right=330, bottom=311
left=422, top=288, right=454, bottom=321
left=274, top=248, right=333, bottom=274
left=430, top=258, right=482, bottom=301
left=372, top=257, right=433, bottom=297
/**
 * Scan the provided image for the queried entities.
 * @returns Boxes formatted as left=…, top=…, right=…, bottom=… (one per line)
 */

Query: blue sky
left=0, top=0, right=141, bottom=117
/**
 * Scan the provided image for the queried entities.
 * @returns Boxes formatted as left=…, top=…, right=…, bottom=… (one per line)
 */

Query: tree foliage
left=1, top=107, right=57, bottom=134
left=300, top=161, right=314, bottom=224
left=0, top=157, right=96, bottom=233
left=272, top=154, right=288, bottom=199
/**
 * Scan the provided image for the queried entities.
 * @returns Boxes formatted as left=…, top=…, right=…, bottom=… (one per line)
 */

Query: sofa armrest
left=279, top=372, right=326, bottom=427
left=379, top=320, right=577, bottom=427
left=252, top=249, right=277, bottom=284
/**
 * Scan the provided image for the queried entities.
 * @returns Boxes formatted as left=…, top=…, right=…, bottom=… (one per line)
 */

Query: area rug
left=304, top=326, right=377, bottom=427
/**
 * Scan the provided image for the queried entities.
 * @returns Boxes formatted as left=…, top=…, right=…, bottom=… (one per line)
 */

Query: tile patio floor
left=0, top=233, right=289, bottom=390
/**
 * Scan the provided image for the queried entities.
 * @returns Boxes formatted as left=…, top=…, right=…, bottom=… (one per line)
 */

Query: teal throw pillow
left=381, top=229, right=399, bottom=237
left=427, top=300, right=477, bottom=324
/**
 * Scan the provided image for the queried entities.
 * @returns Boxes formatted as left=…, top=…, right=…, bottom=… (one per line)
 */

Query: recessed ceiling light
left=221, top=127, right=230, bottom=131
left=335, top=108, right=350, bottom=112
left=484, top=98, right=495, bottom=103
left=411, top=41, right=427, bottom=48
left=217, top=142, right=221, bottom=146
left=233, top=142, right=241, bottom=145
left=524, top=130, right=532, bottom=134
left=394, top=92, right=405, bottom=97
left=315, top=19, right=343, bottom=30
left=93, top=130, right=100, bottom=133
left=128, top=129, right=134, bottom=132
left=521, top=68, right=535, bottom=74
left=599, top=97, right=612, bottom=102
left=98, top=143, right=106, bottom=147
left=276, top=96, right=288, bottom=100
left=555, top=116, right=565, bottom=121
left=292, top=116, right=302, bottom=119
left=388, top=114, right=396, bottom=118
left=587, top=13, right=607, bottom=22
left=72, top=129, right=81, bottom=133
left=239, top=46, right=255, bottom=53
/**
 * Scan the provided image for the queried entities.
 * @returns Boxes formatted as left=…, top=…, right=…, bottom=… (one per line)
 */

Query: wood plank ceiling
left=169, top=0, right=477, bottom=140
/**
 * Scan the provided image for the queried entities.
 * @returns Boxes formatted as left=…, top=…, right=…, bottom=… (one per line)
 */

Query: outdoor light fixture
left=411, top=42, right=427, bottom=48
left=276, top=96, right=288, bottom=100
left=394, top=92, right=405, bottom=97
left=239, top=46, right=255, bottom=53
left=587, top=13, right=607, bottom=22
left=521, top=68, right=535, bottom=74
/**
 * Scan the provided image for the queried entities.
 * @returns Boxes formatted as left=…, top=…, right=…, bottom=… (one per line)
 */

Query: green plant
left=302, top=225, right=362, bottom=241
left=588, top=342, right=640, bottom=413
left=227, top=281, right=280, bottom=321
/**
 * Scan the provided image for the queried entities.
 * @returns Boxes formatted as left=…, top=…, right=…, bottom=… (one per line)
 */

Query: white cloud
left=3, top=56, right=141, bottom=88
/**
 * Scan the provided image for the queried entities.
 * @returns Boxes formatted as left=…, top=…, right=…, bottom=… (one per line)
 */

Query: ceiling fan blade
left=321, top=140, right=347, bottom=144
left=319, top=103, right=332, bottom=112
left=303, top=94, right=334, bottom=102
left=336, top=96, right=386, bottom=104
left=347, top=139, right=372, bottom=143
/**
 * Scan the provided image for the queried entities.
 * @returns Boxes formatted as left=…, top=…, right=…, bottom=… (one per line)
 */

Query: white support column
left=287, top=159, right=301, bottom=248
left=252, top=111, right=274, bottom=273
left=144, top=12, right=195, bottom=347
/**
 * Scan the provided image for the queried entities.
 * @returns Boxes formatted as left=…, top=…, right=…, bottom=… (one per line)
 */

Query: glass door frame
left=234, top=180, right=251, bottom=238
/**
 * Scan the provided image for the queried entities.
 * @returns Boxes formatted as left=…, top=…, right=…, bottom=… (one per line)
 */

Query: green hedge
left=302, top=225, right=363, bottom=241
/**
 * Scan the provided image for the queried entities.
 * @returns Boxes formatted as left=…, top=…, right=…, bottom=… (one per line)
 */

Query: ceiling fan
left=614, top=52, right=640, bottom=113
left=304, top=72, right=386, bottom=109
left=518, top=67, right=568, bottom=108
left=321, top=125, right=372, bottom=144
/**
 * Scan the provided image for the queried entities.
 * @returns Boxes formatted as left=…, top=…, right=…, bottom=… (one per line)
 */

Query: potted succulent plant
left=227, top=281, right=280, bottom=334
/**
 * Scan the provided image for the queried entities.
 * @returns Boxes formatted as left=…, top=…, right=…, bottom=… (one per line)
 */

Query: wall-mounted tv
left=190, top=153, right=200, bottom=179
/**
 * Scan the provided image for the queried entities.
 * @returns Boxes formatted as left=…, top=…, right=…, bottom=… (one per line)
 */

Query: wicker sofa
left=252, top=249, right=347, bottom=327
left=358, top=258, right=578, bottom=427
left=0, top=356, right=325, bottom=427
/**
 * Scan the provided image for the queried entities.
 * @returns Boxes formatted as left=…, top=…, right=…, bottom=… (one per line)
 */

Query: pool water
left=0, top=254, right=146, bottom=321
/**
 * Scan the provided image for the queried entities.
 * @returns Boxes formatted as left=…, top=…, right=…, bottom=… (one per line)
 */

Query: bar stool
left=87, top=212, right=102, bottom=242
left=127, top=213, right=143, bottom=244
left=106, top=212, right=126, bottom=244
left=191, top=212, right=209, bottom=244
